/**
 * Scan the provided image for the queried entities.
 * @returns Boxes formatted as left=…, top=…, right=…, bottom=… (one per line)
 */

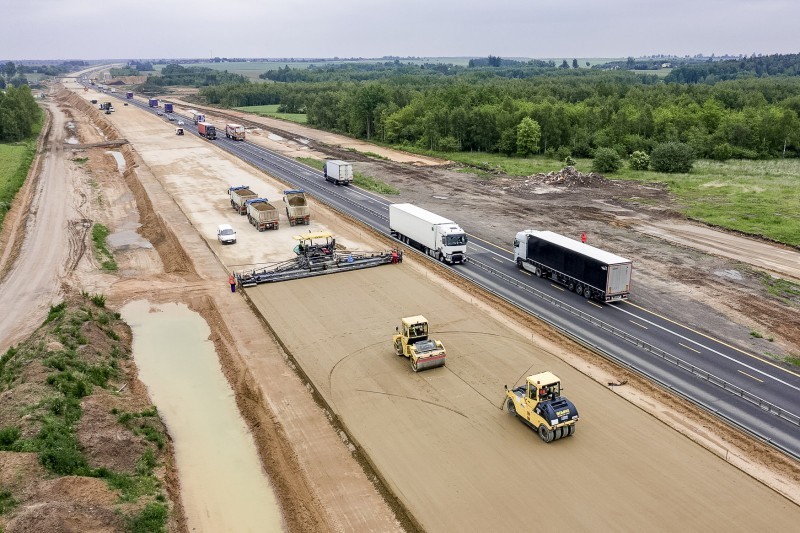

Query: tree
left=586, top=62, right=590, bottom=67
left=3, top=61, right=15, bottom=79
left=592, top=148, right=622, bottom=173
left=516, top=117, right=541, bottom=156
left=650, top=142, right=695, bottom=173
left=572, top=59, right=579, bottom=69
left=559, top=60, right=569, bottom=69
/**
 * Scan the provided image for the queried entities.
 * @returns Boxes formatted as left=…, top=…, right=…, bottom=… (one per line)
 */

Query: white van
left=217, top=224, right=236, bottom=244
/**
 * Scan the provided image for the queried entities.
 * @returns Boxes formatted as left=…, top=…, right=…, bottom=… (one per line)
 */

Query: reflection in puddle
left=121, top=300, right=284, bottom=532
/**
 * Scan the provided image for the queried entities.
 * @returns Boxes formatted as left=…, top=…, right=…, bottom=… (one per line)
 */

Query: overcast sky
left=2, top=0, right=799, bottom=60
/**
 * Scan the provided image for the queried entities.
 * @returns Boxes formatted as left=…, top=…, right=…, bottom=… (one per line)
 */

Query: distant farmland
left=234, top=104, right=307, bottom=123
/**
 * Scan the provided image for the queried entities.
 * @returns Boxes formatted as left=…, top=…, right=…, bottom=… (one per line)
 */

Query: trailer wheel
left=583, top=288, right=592, bottom=299
left=506, top=398, right=517, bottom=416
left=568, top=282, right=575, bottom=292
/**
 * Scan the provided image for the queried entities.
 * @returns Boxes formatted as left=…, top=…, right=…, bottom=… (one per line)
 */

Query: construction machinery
left=235, top=232, right=401, bottom=286
left=283, top=190, right=310, bottom=226
left=229, top=186, right=258, bottom=215
left=245, top=198, right=279, bottom=231
left=392, top=316, right=446, bottom=372
left=504, top=372, right=579, bottom=443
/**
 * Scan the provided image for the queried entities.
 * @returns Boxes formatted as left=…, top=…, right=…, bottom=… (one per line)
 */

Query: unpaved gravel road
left=0, top=101, right=80, bottom=352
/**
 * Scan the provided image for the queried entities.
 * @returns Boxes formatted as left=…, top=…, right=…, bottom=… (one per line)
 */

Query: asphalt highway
left=96, top=86, right=800, bottom=459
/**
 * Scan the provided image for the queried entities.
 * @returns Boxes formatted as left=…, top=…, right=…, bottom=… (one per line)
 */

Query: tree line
left=139, top=64, right=248, bottom=91
left=201, top=64, right=800, bottom=160
left=666, top=53, right=800, bottom=84
left=0, top=85, right=41, bottom=142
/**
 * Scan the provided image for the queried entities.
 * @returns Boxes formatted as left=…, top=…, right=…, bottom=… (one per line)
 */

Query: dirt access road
left=77, top=85, right=800, bottom=529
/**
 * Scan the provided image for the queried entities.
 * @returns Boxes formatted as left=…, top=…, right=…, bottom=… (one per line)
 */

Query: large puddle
left=121, top=300, right=284, bottom=532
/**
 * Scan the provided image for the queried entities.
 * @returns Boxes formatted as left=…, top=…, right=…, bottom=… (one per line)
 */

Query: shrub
left=650, top=142, right=695, bottom=173
left=90, top=293, right=106, bottom=307
left=555, top=146, right=572, bottom=161
left=711, top=143, right=733, bottom=161
left=127, top=503, right=168, bottom=533
left=564, top=156, right=576, bottom=167
left=0, top=426, right=21, bottom=448
left=592, top=147, right=622, bottom=174
left=629, top=150, right=650, bottom=170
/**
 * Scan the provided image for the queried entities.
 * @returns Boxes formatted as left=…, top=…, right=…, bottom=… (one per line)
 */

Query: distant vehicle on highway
left=177, top=120, right=185, bottom=125
left=156, top=111, right=164, bottom=116
left=167, top=114, right=175, bottom=121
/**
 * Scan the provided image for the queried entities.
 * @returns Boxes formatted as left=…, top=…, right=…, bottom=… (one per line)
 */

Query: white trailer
left=323, top=160, right=353, bottom=185
left=389, top=203, right=467, bottom=264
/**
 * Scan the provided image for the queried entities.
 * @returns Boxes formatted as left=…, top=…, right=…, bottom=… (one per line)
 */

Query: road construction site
left=3, top=76, right=798, bottom=530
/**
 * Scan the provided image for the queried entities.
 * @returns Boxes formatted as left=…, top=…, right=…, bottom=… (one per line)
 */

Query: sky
left=2, top=0, right=799, bottom=60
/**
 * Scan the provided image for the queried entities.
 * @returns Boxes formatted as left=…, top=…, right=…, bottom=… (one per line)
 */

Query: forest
left=200, top=54, right=800, bottom=161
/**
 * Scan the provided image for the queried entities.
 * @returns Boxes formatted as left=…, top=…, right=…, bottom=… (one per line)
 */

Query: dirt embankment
left=0, top=292, right=185, bottom=532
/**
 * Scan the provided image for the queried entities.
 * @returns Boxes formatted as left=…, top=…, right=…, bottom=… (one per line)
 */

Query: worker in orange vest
left=581, top=232, right=587, bottom=244
left=229, top=273, right=236, bottom=293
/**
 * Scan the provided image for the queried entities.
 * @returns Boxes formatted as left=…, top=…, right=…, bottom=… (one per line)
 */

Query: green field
left=234, top=104, right=307, bottom=123
left=0, top=139, right=38, bottom=231
left=401, top=148, right=800, bottom=246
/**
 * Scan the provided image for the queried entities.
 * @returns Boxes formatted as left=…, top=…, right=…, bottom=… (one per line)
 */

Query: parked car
left=217, top=224, right=236, bottom=244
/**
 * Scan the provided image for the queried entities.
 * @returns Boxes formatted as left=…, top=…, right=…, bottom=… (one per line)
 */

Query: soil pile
left=0, top=292, right=182, bottom=532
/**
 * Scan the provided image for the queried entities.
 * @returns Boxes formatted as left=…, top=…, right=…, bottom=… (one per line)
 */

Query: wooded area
left=201, top=56, right=800, bottom=160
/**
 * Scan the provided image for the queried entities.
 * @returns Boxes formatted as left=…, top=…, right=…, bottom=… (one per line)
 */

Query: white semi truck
left=389, top=203, right=467, bottom=264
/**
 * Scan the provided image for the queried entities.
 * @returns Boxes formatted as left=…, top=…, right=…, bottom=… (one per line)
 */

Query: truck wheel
left=516, top=258, right=522, bottom=268
left=506, top=398, right=517, bottom=416
left=535, top=267, right=542, bottom=277
left=538, top=425, right=554, bottom=443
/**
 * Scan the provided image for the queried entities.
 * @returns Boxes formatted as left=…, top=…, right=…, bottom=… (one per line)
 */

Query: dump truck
left=197, top=122, right=216, bottom=140
left=323, top=160, right=353, bottom=185
left=283, top=190, right=310, bottom=226
left=513, top=230, right=632, bottom=302
left=225, top=124, right=246, bottom=141
left=149, top=98, right=158, bottom=107
left=505, top=372, right=579, bottom=443
left=246, top=198, right=279, bottom=231
left=389, top=203, right=467, bottom=264
left=126, top=91, right=133, bottom=99
left=392, top=316, right=446, bottom=372
left=229, top=186, right=258, bottom=215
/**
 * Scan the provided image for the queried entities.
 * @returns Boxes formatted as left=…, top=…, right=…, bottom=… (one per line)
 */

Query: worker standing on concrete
left=581, top=232, right=587, bottom=244
left=229, top=273, right=236, bottom=293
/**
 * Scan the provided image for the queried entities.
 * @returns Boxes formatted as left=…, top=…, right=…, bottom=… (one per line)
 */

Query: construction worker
left=581, top=232, right=587, bottom=244
left=229, top=273, right=236, bottom=293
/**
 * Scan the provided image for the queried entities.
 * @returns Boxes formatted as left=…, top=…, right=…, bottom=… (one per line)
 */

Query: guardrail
left=466, top=257, right=800, bottom=429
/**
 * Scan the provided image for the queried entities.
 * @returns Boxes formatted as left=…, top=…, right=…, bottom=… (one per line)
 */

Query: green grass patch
left=0, top=490, right=17, bottom=515
left=72, top=157, right=88, bottom=164
left=296, top=157, right=324, bottom=171
left=353, top=172, right=400, bottom=195
left=0, top=134, right=39, bottom=231
left=91, top=223, right=118, bottom=271
left=759, top=274, right=800, bottom=301
left=234, top=104, right=307, bottom=123
left=785, top=355, right=800, bottom=367
left=126, top=502, right=168, bottom=533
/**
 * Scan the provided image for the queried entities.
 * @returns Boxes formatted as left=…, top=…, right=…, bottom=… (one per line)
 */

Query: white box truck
left=389, top=203, right=467, bottom=264
left=513, top=230, right=632, bottom=302
left=323, top=160, right=353, bottom=185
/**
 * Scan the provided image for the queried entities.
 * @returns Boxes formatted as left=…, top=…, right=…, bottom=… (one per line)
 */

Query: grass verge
left=295, top=157, right=399, bottom=194
left=234, top=104, right=307, bottom=123
left=91, top=223, right=118, bottom=271
left=0, top=118, right=42, bottom=231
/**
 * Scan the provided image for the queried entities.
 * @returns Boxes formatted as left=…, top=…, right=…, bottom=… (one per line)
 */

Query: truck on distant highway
left=513, top=230, right=632, bottom=302
left=148, top=98, right=158, bottom=107
left=197, top=122, right=216, bottom=140
left=225, top=124, right=246, bottom=141
left=191, top=111, right=206, bottom=124
left=126, top=91, right=133, bottom=99
left=164, top=103, right=173, bottom=113
left=228, top=186, right=258, bottom=214
left=283, top=190, right=310, bottom=226
left=323, top=160, right=353, bottom=185
left=246, top=198, right=280, bottom=231
left=389, top=203, right=467, bottom=264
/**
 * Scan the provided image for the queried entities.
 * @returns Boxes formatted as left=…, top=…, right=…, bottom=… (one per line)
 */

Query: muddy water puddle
left=121, top=300, right=284, bottom=532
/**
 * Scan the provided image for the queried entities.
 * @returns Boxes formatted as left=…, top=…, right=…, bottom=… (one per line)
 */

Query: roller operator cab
left=392, top=316, right=446, bottom=372
left=505, top=372, right=579, bottom=443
